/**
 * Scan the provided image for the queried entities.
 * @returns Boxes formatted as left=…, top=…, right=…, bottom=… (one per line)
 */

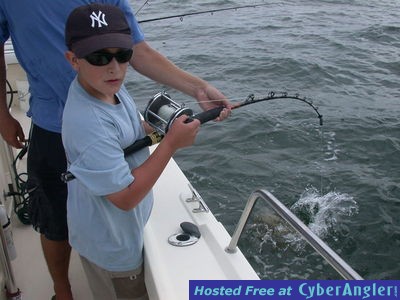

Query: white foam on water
left=291, top=187, right=359, bottom=239
left=251, top=186, right=359, bottom=255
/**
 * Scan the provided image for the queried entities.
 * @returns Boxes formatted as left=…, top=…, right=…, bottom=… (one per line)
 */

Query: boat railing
left=226, top=189, right=363, bottom=280
left=0, top=223, right=20, bottom=299
left=0, top=137, right=22, bottom=299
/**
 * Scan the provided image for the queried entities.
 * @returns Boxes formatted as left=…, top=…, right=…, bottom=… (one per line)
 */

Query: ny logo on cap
left=90, top=10, right=108, bottom=28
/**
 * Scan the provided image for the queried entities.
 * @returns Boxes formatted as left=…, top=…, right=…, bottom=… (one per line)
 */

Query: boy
left=62, top=4, right=201, bottom=299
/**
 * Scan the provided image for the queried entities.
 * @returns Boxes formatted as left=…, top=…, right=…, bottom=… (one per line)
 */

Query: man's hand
left=195, top=85, right=232, bottom=121
left=0, top=113, right=25, bottom=148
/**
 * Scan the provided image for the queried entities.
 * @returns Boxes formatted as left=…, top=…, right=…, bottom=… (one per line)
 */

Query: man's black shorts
left=27, top=124, right=68, bottom=241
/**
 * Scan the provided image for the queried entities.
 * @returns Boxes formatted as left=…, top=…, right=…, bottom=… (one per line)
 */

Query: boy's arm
left=106, top=115, right=200, bottom=211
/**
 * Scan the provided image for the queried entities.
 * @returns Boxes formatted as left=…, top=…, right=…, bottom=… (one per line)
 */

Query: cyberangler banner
left=190, top=280, right=399, bottom=300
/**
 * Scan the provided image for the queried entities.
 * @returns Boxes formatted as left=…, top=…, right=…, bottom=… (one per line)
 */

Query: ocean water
left=127, top=0, right=400, bottom=279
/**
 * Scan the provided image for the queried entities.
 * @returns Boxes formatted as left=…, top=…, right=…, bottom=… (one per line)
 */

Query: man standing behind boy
left=0, top=1, right=230, bottom=299
left=63, top=3, right=203, bottom=299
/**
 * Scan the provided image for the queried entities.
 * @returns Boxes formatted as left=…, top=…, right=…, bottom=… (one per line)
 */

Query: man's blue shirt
left=0, top=0, right=144, bottom=133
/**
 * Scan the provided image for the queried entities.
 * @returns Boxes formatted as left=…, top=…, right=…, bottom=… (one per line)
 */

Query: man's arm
left=0, top=43, right=25, bottom=148
left=130, top=41, right=231, bottom=120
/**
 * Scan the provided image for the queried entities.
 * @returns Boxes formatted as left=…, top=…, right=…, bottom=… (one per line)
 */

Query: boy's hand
left=164, top=115, right=200, bottom=150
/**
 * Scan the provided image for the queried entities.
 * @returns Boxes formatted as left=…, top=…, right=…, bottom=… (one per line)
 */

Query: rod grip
left=61, top=132, right=164, bottom=183
left=61, top=137, right=153, bottom=183
left=123, top=136, right=153, bottom=156
left=124, top=131, right=164, bottom=155
left=192, top=106, right=224, bottom=124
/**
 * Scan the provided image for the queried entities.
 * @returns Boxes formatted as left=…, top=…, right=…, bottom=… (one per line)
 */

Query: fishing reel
left=144, top=92, right=193, bottom=134
left=143, top=92, right=224, bottom=134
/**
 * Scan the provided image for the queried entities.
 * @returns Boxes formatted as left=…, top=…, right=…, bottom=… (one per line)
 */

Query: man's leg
left=41, top=236, right=73, bottom=300
left=28, top=124, right=72, bottom=299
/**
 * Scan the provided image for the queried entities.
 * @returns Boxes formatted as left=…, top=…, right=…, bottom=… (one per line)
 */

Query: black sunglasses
left=84, top=49, right=133, bottom=66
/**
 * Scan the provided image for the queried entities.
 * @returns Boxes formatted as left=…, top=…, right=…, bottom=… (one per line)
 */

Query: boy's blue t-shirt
left=0, top=0, right=144, bottom=133
left=62, top=78, right=153, bottom=271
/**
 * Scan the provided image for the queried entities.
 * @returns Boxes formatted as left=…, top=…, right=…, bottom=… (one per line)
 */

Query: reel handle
left=61, top=172, right=75, bottom=183
left=190, top=106, right=224, bottom=124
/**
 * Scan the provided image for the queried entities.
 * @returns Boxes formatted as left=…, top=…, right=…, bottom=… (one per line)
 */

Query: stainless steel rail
left=0, top=139, right=22, bottom=299
left=226, top=189, right=363, bottom=280
left=0, top=224, right=20, bottom=299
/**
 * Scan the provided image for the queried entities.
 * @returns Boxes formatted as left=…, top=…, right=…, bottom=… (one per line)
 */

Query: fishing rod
left=232, top=92, right=323, bottom=123
left=61, top=91, right=323, bottom=183
left=138, top=4, right=270, bottom=24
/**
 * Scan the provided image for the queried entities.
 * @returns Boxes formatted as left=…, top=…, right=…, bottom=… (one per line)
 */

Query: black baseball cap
left=65, top=3, right=134, bottom=58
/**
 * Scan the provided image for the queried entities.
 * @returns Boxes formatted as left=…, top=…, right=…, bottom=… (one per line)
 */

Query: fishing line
left=61, top=91, right=323, bottom=183
left=135, top=0, right=150, bottom=17
left=320, top=127, right=325, bottom=195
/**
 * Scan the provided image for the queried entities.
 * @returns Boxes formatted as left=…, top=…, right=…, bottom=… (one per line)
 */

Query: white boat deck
left=11, top=218, right=93, bottom=300
left=144, top=157, right=260, bottom=300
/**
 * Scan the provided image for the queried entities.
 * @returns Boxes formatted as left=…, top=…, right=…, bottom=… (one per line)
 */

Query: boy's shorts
left=80, top=256, right=148, bottom=300
left=27, top=124, right=68, bottom=241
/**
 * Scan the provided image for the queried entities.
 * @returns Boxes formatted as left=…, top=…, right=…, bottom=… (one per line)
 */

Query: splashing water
left=291, top=187, right=359, bottom=240
left=245, top=187, right=360, bottom=279
left=250, top=187, right=359, bottom=253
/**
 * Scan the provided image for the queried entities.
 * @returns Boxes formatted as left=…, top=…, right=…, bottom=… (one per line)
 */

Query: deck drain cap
left=168, top=233, right=199, bottom=247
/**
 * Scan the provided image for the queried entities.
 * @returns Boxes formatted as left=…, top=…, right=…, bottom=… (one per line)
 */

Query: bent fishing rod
left=61, top=91, right=323, bottom=183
